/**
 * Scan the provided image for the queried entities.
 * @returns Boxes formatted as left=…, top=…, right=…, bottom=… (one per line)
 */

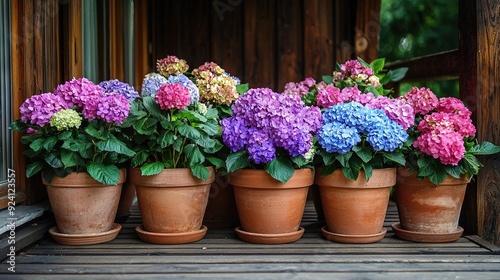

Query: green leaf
left=461, top=153, right=483, bottom=177
left=198, top=123, right=220, bottom=136
left=291, top=155, right=308, bottom=168
left=206, top=157, right=226, bottom=170
left=61, top=139, right=82, bottom=152
left=320, top=164, right=336, bottom=177
left=444, top=165, right=463, bottom=179
left=131, top=150, right=149, bottom=167
left=342, top=165, right=359, bottom=181
left=384, top=151, right=406, bottom=166
left=143, top=96, right=163, bottom=117
left=178, top=125, right=201, bottom=140
left=369, top=58, right=385, bottom=73
left=190, top=164, right=210, bottom=180
left=58, top=131, right=72, bottom=140
left=157, top=131, right=175, bottom=148
left=265, top=158, right=295, bottom=183
left=417, top=157, right=435, bottom=177
left=335, top=152, right=353, bottom=167
left=43, top=136, right=58, bottom=151
left=26, top=161, right=43, bottom=178
left=389, top=67, right=408, bottom=82
left=85, top=125, right=105, bottom=140
left=97, top=139, right=136, bottom=156
left=469, top=141, right=500, bottom=155
left=236, top=83, right=249, bottom=94
left=427, top=166, right=448, bottom=186
left=61, top=149, right=79, bottom=168
left=363, top=164, right=373, bottom=181
left=45, top=153, right=63, bottom=168
left=226, top=150, right=250, bottom=173
left=140, top=162, right=165, bottom=176
left=184, top=144, right=205, bottom=165
left=29, top=139, right=44, bottom=152
left=322, top=75, right=334, bottom=84
left=353, top=146, right=372, bottom=163
left=195, top=137, right=217, bottom=149
left=87, top=163, right=121, bottom=185
left=133, top=117, right=158, bottom=135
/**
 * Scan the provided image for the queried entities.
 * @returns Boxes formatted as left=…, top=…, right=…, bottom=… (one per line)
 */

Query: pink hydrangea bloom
left=399, top=87, right=439, bottom=115
left=436, top=97, right=472, bottom=119
left=53, top=77, right=104, bottom=109
left=340, top=60, right=374, bottom=77
left=413, top=131, right=466, bottom=165
left=316, top=84, right=342, bottom=108
left=156, top=56, right=189, bottom=76
left=155, top=83, right=191, bottom=110
left=19, top=93, right=68, bottom=127
left=366, top=96, right=414, bottom=130
left=96, top=93, right=131, bottom=125
left=418, top=112, right=476, bottom=137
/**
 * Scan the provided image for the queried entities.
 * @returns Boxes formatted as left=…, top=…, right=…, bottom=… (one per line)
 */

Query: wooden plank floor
left=1, top=200, right=500, bottom=279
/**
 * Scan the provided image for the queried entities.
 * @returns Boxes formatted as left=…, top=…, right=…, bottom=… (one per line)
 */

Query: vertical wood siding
left=150, top=0, right=378, bottom=92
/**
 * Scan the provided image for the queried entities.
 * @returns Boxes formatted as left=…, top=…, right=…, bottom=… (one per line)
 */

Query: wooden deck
left=1, top=200, right=500, bottom=279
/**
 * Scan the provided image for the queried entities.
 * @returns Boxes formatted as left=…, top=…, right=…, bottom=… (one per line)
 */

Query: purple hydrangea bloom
left=167, top=74, right=200, bottom=104
left=96, top=93, right=131, bottom=125
left=221, top=88, right=322, bottom=165
left=364, top=96, right=415, bottom=130
left=98, top=79, right=139, bottom=101
left=19, top=93, right=68, bottom=127
left=141, top=73, right=168, bottom=97
left=54, top=77, right=103, bottom=109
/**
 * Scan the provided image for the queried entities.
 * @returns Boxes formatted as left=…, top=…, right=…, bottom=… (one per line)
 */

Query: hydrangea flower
left=141, top=73, right=168, bottom=97
left=413, top=131, right=465, bottom=165
left=96, top=93, right=131, bottom=125
left=155, top=83, right=191, bottom=110
left=318, top=102, right=408, bottom=153
left=436, top=97, right=473, bottom=119
left=399, top=87, right=439, bottom=115
left=167, top=74, right=199, bottom=104
left=156, top=56, right=189, bottom=76
left=364, top=96, right=415, bottom=130
left=50, top=109, right=82, bottom=131
left=332, top=60, right=377, bottom=86
left=221, top=88, right=322, bottom=165
left=417, top=112, right=476, bottom=138
left=98, top=79, right=139, bottom=101
left=283, top=77, right=316, bottom=96
left=192, top=62, right=239, bottom=105
left=19, top=93, right=68, bottom=127
left=54, top=77, right=103, bottom=109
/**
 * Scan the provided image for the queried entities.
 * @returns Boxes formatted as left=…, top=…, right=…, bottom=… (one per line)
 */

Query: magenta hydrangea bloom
left=283, top=77, right=316, bottom=96
left=399, top=87, right=439, bottom=115
left=365, top=96, right=415, bottom=130
left=436, top=97, right=473, bottom=119
left=413, top=131, right=466, bottom=165
left=54, top=77, right=104, bottom=109
left=96, top=93, right=131, bottom=125
left=417, top=112, right=476, bottom=138
left=316, top=84, right=362, bottom=108
left=155, top=83, right=191, bottom=110
left=19, top=93, right=68, bottom=127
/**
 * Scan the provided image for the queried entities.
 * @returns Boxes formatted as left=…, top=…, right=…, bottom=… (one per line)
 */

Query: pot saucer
left=391, top=223, right=464, bottom=243
left=235, top=226, right=305, bottom=244
left=135, top=225, right=208, bottom=244
left=49, top=223, right=122, bottom=245
left=321, top=226, right=387, bottom=243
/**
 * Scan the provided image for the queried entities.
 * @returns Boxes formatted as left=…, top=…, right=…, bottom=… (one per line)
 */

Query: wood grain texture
left=0, top=202, right=498, bottom=278
left=354, top=0, right=381, bottom=63
left=304, top=0, right=335, bottom=80
left=134, top=0, right=150, bottom=89
left=243, top=0, right=276, bottom=89
left=476, top=0, right=500, bottom=246
left=108, top=0, right=124, bottom=81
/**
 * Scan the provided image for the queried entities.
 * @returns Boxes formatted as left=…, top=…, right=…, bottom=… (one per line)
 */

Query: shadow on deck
left=1, top=200, right=500, bottom=279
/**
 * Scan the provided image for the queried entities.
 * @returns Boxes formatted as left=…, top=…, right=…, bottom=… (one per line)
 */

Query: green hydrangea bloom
left=50, top=109, right=82, bottom=131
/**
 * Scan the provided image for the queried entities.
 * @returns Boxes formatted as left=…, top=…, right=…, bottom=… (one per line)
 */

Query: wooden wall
left=150, top=0, right=379, bottom=92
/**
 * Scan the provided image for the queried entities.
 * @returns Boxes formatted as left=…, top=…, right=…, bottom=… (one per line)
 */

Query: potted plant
left=191, top=62, right=248, bottom=229
left=221, top=87, right=322, bottom=244
left=302, top=58, right=410, bottom=243
left=123, top=56, right=224, bottom=244
left=10, top=77, right=135, bottom=245
left=392, top=87, right=500, bottom=242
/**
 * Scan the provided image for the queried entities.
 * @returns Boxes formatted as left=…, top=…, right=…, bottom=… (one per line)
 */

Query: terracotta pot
left=130, top=167, right=214, bottom=233
left=395, top=168, right=470, bottom=233
left=315, top=168, right=395, bottom=236
left=43, top=169, right=126, bottom=235
left=115, top=178, right=136, bottom=222
left=229, top=169, right=313, bottom=237
left=203, top=170, right=239, bottom=229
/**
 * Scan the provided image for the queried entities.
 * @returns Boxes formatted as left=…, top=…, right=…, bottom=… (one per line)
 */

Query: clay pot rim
left=43, top=168, right=127, bottom=188
left=315, top=167, right=396, bottom=189
left=130, top=166, right=215, bottom=187
left=228, top=168, right=314, bottom=189
left=397, top=167, right=471, bottom=186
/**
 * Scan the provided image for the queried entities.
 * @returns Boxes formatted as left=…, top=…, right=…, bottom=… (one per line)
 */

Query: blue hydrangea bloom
left=141, top=73, right=167, bottom=97
left=318, top=121, right=361, bottom=153
left=167, top=74, right=200, bottom=104
left=98, top=79, right=139, bottom=101
left=367, top=116, right=408, bottom=152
